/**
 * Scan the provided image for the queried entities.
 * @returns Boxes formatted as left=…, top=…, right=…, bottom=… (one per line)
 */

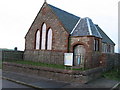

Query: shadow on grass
left=102, top=68, right=120, bottom=81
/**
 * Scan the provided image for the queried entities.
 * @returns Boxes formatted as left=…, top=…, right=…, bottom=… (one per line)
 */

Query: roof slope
left=71, top=18, right=90, bottom=36
left=71, top=17, right=102, bottom=38
left=48, top=4, right=80, bottom=33
left=95, top=25, right=115, bottom=45
left=48, top=4, right=115, bottom=45
left=88, top=18, right=102, bottom=38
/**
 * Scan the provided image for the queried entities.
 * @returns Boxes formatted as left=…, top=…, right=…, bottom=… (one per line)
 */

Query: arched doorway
left=73, top=45, right=86, bottom=67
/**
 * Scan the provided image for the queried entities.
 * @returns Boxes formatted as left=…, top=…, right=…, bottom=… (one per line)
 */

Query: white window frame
left=47, top=28, right=52, bottom=50
left=41, top=23, right=47, bottom=50
left=35, top=30, right=40, bottom=49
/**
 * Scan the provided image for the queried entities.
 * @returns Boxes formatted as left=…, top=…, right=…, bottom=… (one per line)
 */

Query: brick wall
left=100, top=53, right=120, bottom=70
left=24, top=50, right=64, bottom=65
left=25, top=3, right=69, bottom=52
left=114, top=53, right=120, bottom=68
left=91, top=52, right=102, bottom=68
left=69, top=36, right=92, bottom=68
left=1, top=50, right=24, bottom=61
left=69, top=36, right=102, bottom=68
left=24, top=3, right=70, bottom=65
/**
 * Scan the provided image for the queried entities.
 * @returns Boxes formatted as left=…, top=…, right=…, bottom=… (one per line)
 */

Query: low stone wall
left=1, top=50, right=24, bottom=61
left=100, top=53, right=120, bottom=70
left=24, top=50, right=64, bottom=65
left=114, top=53, right=120, bottom=68
left=0, top=50, right=2, bottom=60
left=3, top=62, right=105, bottom=83
left=91, top=52, right=102, bottom=68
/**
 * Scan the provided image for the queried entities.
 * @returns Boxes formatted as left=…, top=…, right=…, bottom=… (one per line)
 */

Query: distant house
left=24, top=2, right=115, bottom=68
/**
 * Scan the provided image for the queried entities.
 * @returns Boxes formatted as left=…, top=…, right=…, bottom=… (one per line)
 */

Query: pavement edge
left=2, top=76, right=44, bottom=89
left=111, top=82, right=120, bottom=90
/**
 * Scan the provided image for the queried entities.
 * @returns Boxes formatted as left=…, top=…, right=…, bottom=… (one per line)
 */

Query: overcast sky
left=0, top=0, right=119, bottom=52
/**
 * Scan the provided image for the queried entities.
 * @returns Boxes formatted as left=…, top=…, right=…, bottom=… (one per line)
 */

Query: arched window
left=35, top=30, right=40, bottom=49
left=47, top=28, right=52, bottom=50
left=41, top=23, right=47, bottom=50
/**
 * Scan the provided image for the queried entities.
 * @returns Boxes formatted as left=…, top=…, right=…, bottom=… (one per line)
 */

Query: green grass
left=102, top=69, right=120, bottom=81
left=72, top=67, right=89, bottom=71
left=4, top=60, right=65, bottom=69
left=3, top=60, right=86, bottom=71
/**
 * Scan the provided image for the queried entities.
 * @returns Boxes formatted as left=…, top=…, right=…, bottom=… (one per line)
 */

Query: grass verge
left=3, top=60, right=86, bottom=71
left=102, top=69, right=120, bottom=81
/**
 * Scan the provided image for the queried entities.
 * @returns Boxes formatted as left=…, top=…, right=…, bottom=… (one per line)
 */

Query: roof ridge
left=86, top=18, right=92, bottom=35
left=70, top=18, right=81, bottom=34
left=94, top=24, right=102, bottom=38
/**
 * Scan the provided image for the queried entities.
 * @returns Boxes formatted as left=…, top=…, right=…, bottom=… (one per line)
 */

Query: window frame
left=41, top=23, right=47, bottom=50
left=47, top=28, right=52, bottom=50
left=35, top=29, right=40, bottom=50
left=94, top=38, right=99, bottom=51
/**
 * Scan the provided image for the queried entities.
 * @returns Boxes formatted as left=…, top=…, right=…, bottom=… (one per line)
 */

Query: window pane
left=96, top=40, right=98, bottom=51
left=94, top=39, right=96, bottom=51
left=35, top=30, right=40, bottom=49
left=47, top=28, right=52, bottom=50
left=41, top=23, right=46, bottom=50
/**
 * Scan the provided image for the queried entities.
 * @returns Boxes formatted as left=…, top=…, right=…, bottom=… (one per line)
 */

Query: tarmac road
left=2, top=79, right=31, bottom=88
left=2, top=71, right=120, bottom=89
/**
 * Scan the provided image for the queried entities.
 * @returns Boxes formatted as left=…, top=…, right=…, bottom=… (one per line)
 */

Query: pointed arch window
left=47, top=28, right=52, bottom=50
left=41, top=23, right=47, bottom=50
left=35, top=30, right=40, bottom=49
left=34, top=23, right=53, bottom=50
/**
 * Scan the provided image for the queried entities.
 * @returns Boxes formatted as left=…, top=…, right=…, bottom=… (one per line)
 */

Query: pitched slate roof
left=48, top=4, right=80, bottom=33
left=71, top=17, right=102, bottom=38
left=95, top=25, right=115, bottom=45
left=47, top=4, right=115, bottom=45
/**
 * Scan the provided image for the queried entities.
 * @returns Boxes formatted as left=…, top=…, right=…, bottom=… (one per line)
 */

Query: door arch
left=73, top=45, right=86, bottom=66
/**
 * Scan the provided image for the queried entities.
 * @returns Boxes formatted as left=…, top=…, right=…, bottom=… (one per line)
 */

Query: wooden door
left=74, top=45, right=85, bottom=66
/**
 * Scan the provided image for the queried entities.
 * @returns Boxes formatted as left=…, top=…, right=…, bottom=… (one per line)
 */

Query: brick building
left=24, top=2, right=115, bottom=68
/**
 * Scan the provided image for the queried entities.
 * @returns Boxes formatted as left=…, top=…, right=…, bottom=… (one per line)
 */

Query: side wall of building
left=102, top=42, right=114, bottom=53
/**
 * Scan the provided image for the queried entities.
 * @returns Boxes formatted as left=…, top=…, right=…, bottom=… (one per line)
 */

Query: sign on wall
left=64, top=53, right=73, bottom=66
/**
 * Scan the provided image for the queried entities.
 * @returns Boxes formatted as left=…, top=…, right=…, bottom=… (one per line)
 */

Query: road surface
left=2, top=79, right=33, bottom=88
